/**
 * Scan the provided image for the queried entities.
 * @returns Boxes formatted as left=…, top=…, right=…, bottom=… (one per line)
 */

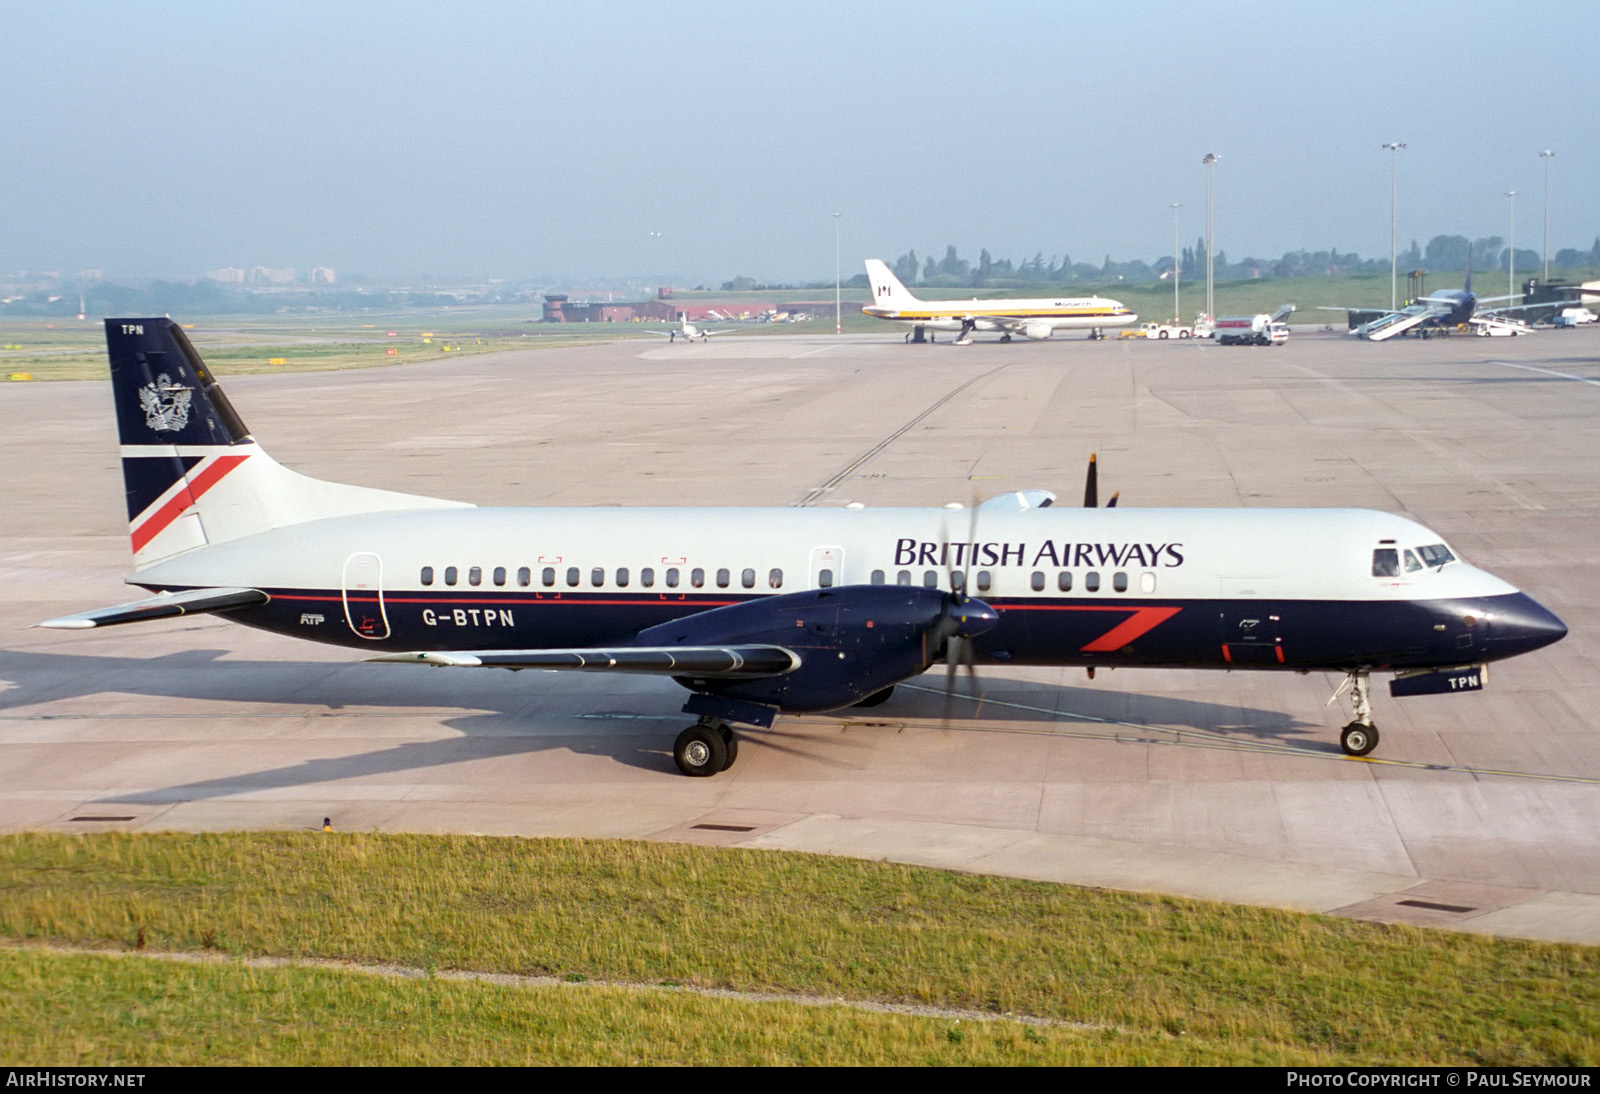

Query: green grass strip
left=0, top=832, right=1593, bottom=1065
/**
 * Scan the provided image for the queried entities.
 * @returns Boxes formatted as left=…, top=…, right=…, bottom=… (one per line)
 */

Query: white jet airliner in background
left=37, top=319, right=1566, bottom=775
left=861, top=259, right=1138, bottom=343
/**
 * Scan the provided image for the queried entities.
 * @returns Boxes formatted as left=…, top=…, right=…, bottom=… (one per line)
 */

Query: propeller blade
left=1084, top=453, right=1099, bottom=508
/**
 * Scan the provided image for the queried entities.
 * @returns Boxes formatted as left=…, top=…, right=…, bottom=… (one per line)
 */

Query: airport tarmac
left=3, top=324, right=1598, bottom=944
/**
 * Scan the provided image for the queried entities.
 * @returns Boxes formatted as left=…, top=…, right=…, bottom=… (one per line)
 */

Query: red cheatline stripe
left=999, top=603, right=1182, bottom=652
left=129, top=454, right=249, bottom=553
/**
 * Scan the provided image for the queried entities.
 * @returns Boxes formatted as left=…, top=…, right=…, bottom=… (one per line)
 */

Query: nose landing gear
left=1335, top=668, right=1380, bottom=756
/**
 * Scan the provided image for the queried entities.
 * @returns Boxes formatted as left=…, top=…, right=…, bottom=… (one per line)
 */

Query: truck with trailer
left=1211, top=305, right=1295, bottom=346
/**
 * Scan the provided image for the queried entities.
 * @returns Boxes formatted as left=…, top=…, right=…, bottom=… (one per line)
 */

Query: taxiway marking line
left=1489, top=360, right=1600, bottom=388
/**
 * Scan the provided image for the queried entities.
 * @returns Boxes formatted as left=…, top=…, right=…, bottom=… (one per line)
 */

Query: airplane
left=637, top=317, right=730, bottom=343
left=37, top=319, right=1567, bottom=776
left=1321, top=266, right=1539, bottom=341
left=862, top=259, right=1138, bottom=344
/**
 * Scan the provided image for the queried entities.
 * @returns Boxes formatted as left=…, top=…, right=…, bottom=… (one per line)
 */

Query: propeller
left=1083, top=453, right=1118, bottom=508
left=938, top=494, right=998, bottom=720
left=1082, top=454, right=1116, bottom=682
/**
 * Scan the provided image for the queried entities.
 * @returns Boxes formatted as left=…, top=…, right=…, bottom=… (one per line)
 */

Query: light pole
left=1505, top=189, right=1517, bottom=302
left=833, top=212, right=841, bottom=336
left=1170, top=202, right=1182, bottom=322
left=1202, top=153, right=1219, bottom=318
left=1540, top=149, right=1555, bottom=283
left=1383, top=141, right=1406, bottom=310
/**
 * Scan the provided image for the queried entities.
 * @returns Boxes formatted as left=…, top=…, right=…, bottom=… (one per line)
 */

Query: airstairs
left=1356, top=307, right=1432, bottom=341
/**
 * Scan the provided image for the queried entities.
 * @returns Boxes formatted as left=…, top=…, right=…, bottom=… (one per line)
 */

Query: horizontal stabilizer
left=367, top=645, right=801, bottom=678
left=36, top=587, right=268, bottom=630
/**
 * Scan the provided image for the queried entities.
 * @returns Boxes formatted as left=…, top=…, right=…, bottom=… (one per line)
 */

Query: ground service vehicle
left=1212, top=305, right=1295, bottom=346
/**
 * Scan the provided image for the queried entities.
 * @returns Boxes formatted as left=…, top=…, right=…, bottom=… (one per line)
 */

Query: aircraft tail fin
left=863, top=259, right=921, bottom=310
left=105, top=318, right=467, bottom=571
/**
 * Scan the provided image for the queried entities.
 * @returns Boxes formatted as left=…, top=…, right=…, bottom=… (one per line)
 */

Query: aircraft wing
left=367, top=645, right=800, bottom=678
left=36, top=587, right=270, bottom=629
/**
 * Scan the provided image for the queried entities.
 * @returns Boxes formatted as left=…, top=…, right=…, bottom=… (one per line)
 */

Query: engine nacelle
left=1021, top=321, right=1053, bottom=340
left=637, top=585, right=986, bottom=713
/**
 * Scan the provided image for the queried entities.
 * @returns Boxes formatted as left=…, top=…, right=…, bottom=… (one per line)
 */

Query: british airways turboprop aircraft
left=38, top=319, right=1567, bottom=775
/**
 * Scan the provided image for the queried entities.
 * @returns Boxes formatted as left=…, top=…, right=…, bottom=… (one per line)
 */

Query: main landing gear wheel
left=674, top=721, right=728, bottom=777
left=718, top=723, right=739, bottom=771
left=1340, top=722, right=1379, bottom=757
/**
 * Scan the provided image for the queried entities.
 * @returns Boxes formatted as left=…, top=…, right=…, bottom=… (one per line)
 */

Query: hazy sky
left=3, top=1, right=1590, bottom=284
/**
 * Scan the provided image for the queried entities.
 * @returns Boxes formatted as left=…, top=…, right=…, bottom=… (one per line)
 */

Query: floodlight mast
left=1170, top=202, right=1182, bottom=323
left=1202, top=154, right=1219, bottom=318
left=1383, top=142, right=1406, bottom=310
left=1506, top=189, right=1517, bottom=302
left=1540, top=150, right=1555, bottom=283
left=833, top=212, right=841, bottom=335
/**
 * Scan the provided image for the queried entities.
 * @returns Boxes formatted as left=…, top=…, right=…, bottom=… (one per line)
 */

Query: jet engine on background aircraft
left=1023, top=322, right=1053, bottom=340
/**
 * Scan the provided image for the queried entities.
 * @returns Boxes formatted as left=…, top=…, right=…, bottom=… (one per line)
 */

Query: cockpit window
left=1371, top=548, right=1399, bottom=577
left=1403, top=549, right=1422, bottom=573
left=1417, top=544, right=1455, bottom=568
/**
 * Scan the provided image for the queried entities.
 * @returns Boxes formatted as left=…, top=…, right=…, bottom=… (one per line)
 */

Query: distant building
left=249, top=266, right=297, bottom=285
left=309, top=267, right=336, bottom=285
left=207, top=267, right=245, bottom=283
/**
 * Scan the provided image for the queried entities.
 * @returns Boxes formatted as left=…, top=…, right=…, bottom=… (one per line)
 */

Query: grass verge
left=0, top=832, right=1594, bottom=1065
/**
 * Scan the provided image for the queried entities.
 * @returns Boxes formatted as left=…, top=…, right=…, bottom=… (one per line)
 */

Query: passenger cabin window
left=1140, top=572, right=1157, bottom=593
left=493, top=566, right=506, bottom=587
left=591, top=568, right=605, bottom=587
left=542, top=567, right=555, bottom=587
left=641, top=567, right=655, bottom=588
left=976, top=570, right=992, bottom=592
left=1372, top=548, right=1400, bottom=578
left=870, top=570, right=885, bottom=585
left=1085, top=571, right=1101, bottom=592
left=818, top=568, right=834, bottom=588
left=742, top=568, right=756, bottom=589
left=421, top=566, right=434, bottom=586
left=517, top=567, right=531, bottom=587
left=716, top=568, right=730, bottom=589
left=616, top=567, right=630, bottom=587
left=768, top=568, right=783, bottom=589
left=468, top=566, right=482, bottom=587
left=922, top=570, right=938, bottom=588
left=1030, top=571, right=1045, bottom=592
left=666, top=568, right=680, bottom=588
left=445, top=566, right=458, bottom=586
left=1113, top=571, right=1128, bottom=593
left=566, top=567, right=580, bottom=587
left=1058, top=571, right=1072, bottom=592
left=897, top=570, right=911, bottom=586
left=690, top=568, right=705, bottom=588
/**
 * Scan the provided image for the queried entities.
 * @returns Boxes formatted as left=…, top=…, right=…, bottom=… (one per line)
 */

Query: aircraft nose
left=1486, top=593, right=1568, bottom=657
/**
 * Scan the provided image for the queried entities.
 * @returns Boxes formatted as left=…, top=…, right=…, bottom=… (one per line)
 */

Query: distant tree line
left=878, top=234, right=1600, bottom=290
left=0, top=279, right=510, bottom=317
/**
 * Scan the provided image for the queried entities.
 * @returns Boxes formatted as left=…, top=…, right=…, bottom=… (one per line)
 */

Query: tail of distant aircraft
left=863, top=259, right=922, bottom=309
left=105, top=319, right=466, bottom=570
